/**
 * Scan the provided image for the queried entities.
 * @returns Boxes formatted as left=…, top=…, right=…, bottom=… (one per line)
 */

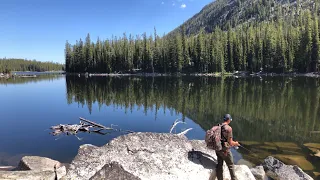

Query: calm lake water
left=0, top=75, right=319, bottom=177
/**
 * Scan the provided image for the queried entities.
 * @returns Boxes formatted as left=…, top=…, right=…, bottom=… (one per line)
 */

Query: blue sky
left=0, top=0, right=212, bottom=63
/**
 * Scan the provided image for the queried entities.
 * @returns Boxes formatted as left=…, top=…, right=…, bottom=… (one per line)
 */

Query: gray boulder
left=0, top=170, right=55, bottom=180
left=4, top=156, right=66, bottom=180
left=17, top=156, right=62, bottom=171
left=62, top=132, right=255, bottom=180
left=250, top=166, right=267, bottom=180
left=262, top=156, right=313, bottom=180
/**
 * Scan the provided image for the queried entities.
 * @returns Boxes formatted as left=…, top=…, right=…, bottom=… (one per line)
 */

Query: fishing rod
left=234, top=144, right=262, bottom=161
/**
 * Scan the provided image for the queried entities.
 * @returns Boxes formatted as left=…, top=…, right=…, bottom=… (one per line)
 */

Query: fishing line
left=237, top=145, right=262, bottom=162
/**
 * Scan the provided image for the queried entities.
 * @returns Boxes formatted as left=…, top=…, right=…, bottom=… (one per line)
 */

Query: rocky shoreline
left=0, top=133, right=315, bottom=180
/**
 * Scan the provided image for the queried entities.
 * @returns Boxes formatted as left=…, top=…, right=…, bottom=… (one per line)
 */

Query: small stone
left=56, top=166, right=67, bottom=180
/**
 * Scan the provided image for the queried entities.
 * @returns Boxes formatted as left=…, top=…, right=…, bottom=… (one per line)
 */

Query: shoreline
left=2, top=71, right=320, bottom=78
left=0, top=132, right=315, bottom=180
left=66, top=71, right=320, bottom=78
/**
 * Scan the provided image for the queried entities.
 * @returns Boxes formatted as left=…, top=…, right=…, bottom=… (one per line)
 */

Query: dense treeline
left=66, top=1, right=320, bottom=73
left=66, top=76, right=320, bottom=143
left=0, top=58, right=64, bottom=73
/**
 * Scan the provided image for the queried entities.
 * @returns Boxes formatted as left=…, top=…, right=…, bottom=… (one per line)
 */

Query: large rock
left=17, top=156, right=62, bottom=171
left=262, top=156, right=313, bottom=180
left=0, top=170, right=55, bottom=180
left=250, top=166, right=267, bottom=180
left=14, top=156, right=66, bottom=180
left=62, top=132, right=256, bottom=180
left=273, top=155, right=314, bottom=171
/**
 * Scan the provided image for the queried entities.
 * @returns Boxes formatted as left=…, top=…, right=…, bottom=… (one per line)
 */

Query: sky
left=0, top=0, right=212, bottom=63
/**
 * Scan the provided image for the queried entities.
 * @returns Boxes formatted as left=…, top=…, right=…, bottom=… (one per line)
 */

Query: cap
left=224, top=114, right=232, bottom=121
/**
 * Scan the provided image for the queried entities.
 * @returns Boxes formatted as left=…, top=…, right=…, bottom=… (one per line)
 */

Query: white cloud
left=181, top=3, right=186, bottom=8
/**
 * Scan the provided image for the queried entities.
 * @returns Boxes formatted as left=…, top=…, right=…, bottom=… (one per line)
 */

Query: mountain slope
left=171, top=0, right=316, bottom=35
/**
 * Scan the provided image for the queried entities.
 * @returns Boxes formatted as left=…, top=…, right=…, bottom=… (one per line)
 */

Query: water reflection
left=1, top=75, right=319, bottom=175
left=0, top=75, right=64, bottom=85
left=66, top=75, right=320, bottom=175
left=66, top=76, right=320, bottom=143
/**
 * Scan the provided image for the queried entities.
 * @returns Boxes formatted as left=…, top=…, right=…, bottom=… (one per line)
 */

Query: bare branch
left=177, top=128, right=193, bottom=136
left=169, top=119, right=186, bottom=133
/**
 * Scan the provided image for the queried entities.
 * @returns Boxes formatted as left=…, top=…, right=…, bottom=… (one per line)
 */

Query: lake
left=0, top=75, right=319, bottom=177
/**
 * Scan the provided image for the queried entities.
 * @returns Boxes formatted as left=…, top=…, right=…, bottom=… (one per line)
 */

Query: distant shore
left=66, top=71, right=320, bottom=78
left=2, top=71, right=320, bottom=78
left=0, top=71, right=65, bottom=78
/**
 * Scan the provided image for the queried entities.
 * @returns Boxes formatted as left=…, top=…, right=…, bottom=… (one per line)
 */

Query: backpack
left=205, top=124, right=226, bottom=151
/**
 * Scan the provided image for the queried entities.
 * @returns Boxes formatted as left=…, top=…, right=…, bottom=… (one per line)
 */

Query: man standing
left=216, top=114, right=240, bottom=180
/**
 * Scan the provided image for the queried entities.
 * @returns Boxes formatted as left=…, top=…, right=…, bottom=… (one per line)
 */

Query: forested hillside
left=0, top=58, right=65, bottom=73
left=65, top=0, right=320, bottom=73
left=170, top=0, right=318, bottom=35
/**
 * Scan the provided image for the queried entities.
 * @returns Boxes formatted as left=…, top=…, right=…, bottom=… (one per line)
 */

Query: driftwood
left=169, top=119, right=192, bottom=135
left=50, top=117, right=131, bottom=140
left=169, top=119, right=186, bottom=133
left=177, top=128, right=193, bottom=136
left=51, top=117, right=192, bottom=140
left=79, top=117, right=113, bottom=130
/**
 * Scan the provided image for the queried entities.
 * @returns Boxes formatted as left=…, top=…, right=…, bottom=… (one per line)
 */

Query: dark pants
left=216, top=150, right=237, bottom=180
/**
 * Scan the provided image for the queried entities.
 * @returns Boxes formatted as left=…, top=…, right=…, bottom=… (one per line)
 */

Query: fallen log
left=50, top=117, right=132, bottom=140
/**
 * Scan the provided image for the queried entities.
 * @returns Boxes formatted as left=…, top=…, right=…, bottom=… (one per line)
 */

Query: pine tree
left=85, top=33, right=93, bottom=72
left=311, top=14, right=320, bottom=72
left=65, top=41, right=72, bottom=72
left=181, top=25, right=189, bottom=71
